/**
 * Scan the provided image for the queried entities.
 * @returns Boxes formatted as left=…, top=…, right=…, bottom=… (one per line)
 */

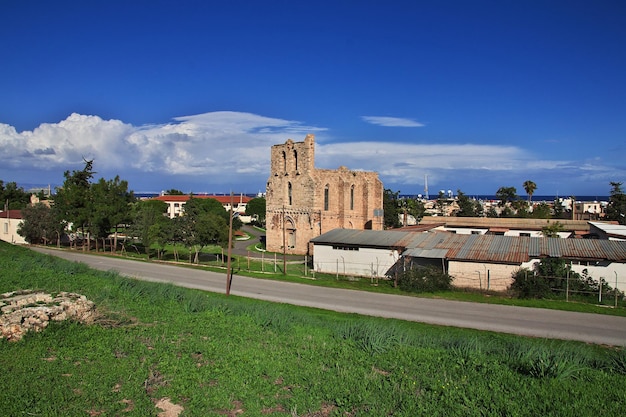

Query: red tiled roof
left=1, top=210, right=23, bottom=219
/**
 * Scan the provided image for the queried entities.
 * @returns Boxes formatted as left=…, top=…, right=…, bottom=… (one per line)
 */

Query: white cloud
left=315, top=141, right=535, bottom=185
left=0, top=113, right=134, bottom=169
left=0, top=110, right=618, bottom=194
left=0, top=111, right=326, bottom=184
left=361, top=116, right=424, bottom=127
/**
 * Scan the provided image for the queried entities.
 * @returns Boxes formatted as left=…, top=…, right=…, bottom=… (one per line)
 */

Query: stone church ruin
left=265, top=134, right=383, bottom=255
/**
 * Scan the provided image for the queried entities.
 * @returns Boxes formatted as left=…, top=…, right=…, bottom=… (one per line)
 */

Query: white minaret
left=424, top=174, right=429, bottom=200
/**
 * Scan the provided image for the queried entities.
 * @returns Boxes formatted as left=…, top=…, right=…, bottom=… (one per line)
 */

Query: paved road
left=31, top=247, right=626, bottom=346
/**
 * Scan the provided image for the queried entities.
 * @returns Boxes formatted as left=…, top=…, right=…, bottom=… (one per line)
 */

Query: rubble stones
left=0, top=290, right=96, bottom=342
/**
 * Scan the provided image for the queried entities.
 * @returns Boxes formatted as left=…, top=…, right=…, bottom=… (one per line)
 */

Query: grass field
left=1, top=241, right=625, bottom=416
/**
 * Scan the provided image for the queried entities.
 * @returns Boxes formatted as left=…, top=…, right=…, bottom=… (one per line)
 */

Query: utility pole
left=282, top=204, right=286, bottom=275
left=226, top=191, right=234, bottom=295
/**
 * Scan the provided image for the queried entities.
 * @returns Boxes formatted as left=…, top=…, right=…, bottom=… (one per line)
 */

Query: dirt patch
left=154, top=397, right=184, bottom=417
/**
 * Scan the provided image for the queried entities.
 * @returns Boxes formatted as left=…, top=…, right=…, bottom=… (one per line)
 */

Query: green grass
left=2, top=241, right=625, bottom=416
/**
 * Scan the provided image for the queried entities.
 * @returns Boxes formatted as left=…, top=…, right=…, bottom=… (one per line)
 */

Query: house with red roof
left=0, top=209, right=27, bottom=245
left=151, top=194, right=253, bottom=221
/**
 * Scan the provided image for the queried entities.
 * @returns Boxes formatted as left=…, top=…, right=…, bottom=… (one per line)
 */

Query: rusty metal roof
left=313, top=229, right=626, bottom=263
left=310, top=229, right=411, bottom=248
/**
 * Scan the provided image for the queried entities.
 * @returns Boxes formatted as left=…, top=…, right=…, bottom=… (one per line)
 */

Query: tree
left=17, top=203, right=64, bottom=245
left=90, top=176, right=135, bottom=251
left=455, top=190, right=483, bottom=217
left=383, top=189, right=401, bottom=228
left=496, top=186, right=518, bottom=206
left=606, top=182, right=626, bottom=225
left=552, top=198, right=565, bottom=219
left=511, top=199, right=530, bottom=218
left=541, top=221, right=564, bottom=238
left=0, top=180, right=30, bottom=210
left=400, top=197, right=426, bottom=224
left=128, top=199, right=169, bottom=257
left=245, top=197, right=266, bottom=226
left=178, top=207, right=228, bottom=263
left=530, top=202, right=551, bottom=219
left=53, top=160, right=96, bottom=248
left=496, top=186, right=524, bottom=217
left=523, top=180, right=537, bottom=204
left=184, top=196, right=241, bottom=231
left=164, top=189, right=184, bottom=195
left=148, top=216, right=176, bottom=260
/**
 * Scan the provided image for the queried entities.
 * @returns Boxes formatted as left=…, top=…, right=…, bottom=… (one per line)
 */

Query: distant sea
left=134, top=192, right=261, bottom=199
left=400, top=194, right=610, bottom=202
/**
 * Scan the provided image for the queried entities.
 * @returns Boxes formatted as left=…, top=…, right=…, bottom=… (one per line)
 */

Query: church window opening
left=324, top=185, right=329, bottom=211
left=350, top=185, right=355, bottom=210
left=288, top=182, right=292, bottom=205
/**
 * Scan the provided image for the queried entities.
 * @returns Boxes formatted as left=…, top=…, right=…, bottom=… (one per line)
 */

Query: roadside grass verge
left=2, top=242, right=626, bottom=416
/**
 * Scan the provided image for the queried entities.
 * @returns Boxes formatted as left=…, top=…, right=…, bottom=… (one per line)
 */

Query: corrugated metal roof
left=597, top=240, right=626, bottom=261
left=402, top=248, right=449, bottom=259
left=310, top=229, right=411, bottom=248
left=590, top=221, right=626, bottom=239
left=312, top=228, right=626, bottom=264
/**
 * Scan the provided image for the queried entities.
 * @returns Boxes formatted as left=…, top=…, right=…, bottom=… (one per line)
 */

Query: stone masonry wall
left=266, top=134, right=383, bottom=255
left=1, top=290, right=96, bottom=341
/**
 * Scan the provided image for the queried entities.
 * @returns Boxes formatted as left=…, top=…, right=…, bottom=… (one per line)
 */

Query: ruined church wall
left=266, top=135, right=383, bottom=255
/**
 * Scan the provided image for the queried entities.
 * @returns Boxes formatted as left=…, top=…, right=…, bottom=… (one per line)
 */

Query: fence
left=515, top=270, right=626, bottom=308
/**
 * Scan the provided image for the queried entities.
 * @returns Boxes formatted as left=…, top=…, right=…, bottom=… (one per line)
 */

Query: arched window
left=282, top=151, right=287, bottom=173
left=324, top=184, right=329, bottom=211
left=294, top=150, right=298, bottom=172
left=350, top=185, right=355, bottom=210
left=288, top=182, right=292, bottom=205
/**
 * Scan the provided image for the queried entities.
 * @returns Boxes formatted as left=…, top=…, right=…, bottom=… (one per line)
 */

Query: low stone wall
left=0, top=290, right=96, bottom=342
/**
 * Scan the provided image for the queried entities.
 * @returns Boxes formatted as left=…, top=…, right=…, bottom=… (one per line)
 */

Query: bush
left=510, top=268, right=551, bottom=299
left=396, top=265, right=453, bottom=293
left=510, top=260, right=624, bottom=301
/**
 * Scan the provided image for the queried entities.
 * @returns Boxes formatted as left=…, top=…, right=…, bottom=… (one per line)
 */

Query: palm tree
left=523, top=180, right=537, bottom=204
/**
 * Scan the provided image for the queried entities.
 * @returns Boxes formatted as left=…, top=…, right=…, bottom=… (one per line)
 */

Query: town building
left=265, top=134, right=384, bottom=255
left=416, top=217, right=592, bottom=238
left=310, top=227, right=626, bottom=292
left=151, top=194, right=252, bottom=221
left=0, top=210, right=27, bottom=245
left=588, top=221, right=626, bottom=241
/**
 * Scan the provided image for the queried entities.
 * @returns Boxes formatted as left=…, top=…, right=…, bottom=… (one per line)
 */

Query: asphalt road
left=31, top=247, right=626, bottom=346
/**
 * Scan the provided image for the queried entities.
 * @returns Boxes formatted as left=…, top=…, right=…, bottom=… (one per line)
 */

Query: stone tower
left=266, top=134, right=383, bottom=255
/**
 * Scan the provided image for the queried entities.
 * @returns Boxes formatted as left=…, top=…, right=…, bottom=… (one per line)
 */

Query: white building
left=0, top=210, right=27, bottom=245
left=311, top=229, right=626, bottom=292
left=151, top=194, right=253, bottom=221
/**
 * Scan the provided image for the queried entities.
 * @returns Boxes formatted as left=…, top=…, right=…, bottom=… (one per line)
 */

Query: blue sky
left=1, top=1, right=624, bottom=197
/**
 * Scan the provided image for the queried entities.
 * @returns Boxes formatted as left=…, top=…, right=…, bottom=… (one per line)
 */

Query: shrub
left=396, top=265, right=453, bottom=293
left=510, top=268, right=551, bottom=299
left=510, top=260, right=624, bottom=301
